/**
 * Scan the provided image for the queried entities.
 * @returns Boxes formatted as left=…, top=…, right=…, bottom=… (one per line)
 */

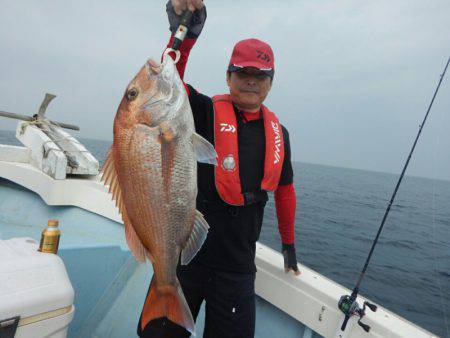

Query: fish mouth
left=145, top=59, right=162, bottom=77
left=146, top=56, right=175, bottom=77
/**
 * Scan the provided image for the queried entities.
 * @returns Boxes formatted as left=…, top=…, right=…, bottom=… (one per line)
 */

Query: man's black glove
left=282, top=243, right=300, bottom=275
left=166, top=1, right=207, bottom=39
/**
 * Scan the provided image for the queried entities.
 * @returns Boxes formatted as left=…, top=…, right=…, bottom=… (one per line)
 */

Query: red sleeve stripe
left=274, top=183, right=296, bottom=245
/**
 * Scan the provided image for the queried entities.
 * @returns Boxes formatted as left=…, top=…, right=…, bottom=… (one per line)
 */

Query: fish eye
left=126, top=88, right=139, bottom=101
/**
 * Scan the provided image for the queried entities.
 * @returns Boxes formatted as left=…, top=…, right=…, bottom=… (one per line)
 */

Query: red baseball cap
left=228, top=38, right=275, bottom=78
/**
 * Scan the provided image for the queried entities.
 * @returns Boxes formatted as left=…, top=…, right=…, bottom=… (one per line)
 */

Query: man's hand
left=282, top=243, right=301, bottom=276
left=167, top=0, right=207, bottom=39
left=171, top=0, right=204, bottom=15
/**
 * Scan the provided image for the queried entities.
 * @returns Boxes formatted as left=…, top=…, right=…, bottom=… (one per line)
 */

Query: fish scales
left=101, top=56, right=216, bottom=334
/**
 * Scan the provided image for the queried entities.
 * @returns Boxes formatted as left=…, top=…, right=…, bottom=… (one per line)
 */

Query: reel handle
left=358, top=320, right=371, bottom=333
left=365, top=301, right=378, bottom=312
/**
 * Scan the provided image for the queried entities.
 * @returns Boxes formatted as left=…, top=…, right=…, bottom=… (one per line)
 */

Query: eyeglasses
left=234, top=70, right=270, bottom=80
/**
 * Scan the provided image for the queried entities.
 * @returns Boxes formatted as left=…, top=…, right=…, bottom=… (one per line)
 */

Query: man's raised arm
left=165, top=0, right=206, bottom=81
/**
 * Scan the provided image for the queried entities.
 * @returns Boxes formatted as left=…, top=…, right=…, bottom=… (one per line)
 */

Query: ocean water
left=1, top=129, right=449, bottom=337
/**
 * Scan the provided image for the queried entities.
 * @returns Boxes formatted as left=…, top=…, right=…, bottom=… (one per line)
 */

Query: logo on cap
left=256, top=50, right=271, bottom=63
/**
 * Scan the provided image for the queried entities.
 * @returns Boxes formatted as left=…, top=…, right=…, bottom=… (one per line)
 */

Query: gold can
left=38, top=219, right=61, bottom=254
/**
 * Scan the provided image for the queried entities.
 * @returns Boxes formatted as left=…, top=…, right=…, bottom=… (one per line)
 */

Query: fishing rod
left=337, top=55, right=450, bottom=335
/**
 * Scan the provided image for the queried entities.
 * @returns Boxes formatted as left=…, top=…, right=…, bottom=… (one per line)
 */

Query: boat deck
left=0, top=165, right=438, bottom=338
left=0, top=177, right=320, bottom=338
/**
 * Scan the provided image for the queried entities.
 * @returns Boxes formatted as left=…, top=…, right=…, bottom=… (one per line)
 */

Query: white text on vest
left=271, top=121, right=281, bottom=164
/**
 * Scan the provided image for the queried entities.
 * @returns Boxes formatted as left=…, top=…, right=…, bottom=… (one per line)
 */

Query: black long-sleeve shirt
left=186, top=84, right=294, bottom=273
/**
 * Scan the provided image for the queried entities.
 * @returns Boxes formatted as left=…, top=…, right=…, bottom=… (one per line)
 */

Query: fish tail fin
left=141, top=278, right=195, bottom=335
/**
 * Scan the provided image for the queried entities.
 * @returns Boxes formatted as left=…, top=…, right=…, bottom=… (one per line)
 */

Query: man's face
left=226, top=67, right=272, bottom=111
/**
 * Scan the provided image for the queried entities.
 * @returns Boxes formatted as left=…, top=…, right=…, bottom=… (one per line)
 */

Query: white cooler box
left=0, top=237, right=75, bottom=338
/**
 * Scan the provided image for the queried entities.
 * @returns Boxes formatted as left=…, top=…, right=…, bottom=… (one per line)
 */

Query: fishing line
left=337, top=56, right=450, bottom=334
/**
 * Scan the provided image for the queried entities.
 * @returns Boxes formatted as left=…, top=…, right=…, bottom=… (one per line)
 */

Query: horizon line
left=1, top=127, right=449, bottom=183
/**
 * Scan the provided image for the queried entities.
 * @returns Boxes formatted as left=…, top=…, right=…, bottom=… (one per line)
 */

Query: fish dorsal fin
left=192, top=133, right=217, bottom=165
left=180, top=210, right=209, bottom=265
left=101, top=147, right=148, bottom=263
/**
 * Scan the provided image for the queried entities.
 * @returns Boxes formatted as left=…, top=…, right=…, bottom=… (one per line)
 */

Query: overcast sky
left=1, top=0, right=449, bottom=180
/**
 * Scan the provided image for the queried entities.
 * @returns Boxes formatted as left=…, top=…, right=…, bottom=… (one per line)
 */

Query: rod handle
left=171, top=10, right=195, bottom=51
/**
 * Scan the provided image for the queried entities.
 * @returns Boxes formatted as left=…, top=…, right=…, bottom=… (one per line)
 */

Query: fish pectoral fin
left=100, top=147, right=148, bottom=263
left=181, top=210, right=209, bottom=265
left=160, top=122, right=176, bottom=142
left=192, top=133, right=217, bottom=165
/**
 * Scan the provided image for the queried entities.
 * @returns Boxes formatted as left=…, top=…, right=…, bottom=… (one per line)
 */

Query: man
left=138, top=1, right=300, bottom=337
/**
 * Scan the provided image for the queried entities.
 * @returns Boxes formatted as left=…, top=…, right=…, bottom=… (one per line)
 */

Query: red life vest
left=212, top=94, right=285, bottom=206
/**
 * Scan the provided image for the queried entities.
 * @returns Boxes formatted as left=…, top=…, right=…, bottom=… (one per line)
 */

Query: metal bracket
left=0, top=316, right=20, bottom=338
left=37, top=93, right=57, bottom=119
left=0, top=92, right=80, bottom=131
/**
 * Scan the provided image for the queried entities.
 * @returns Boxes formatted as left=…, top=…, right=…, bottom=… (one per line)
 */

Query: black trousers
left=138, top=263, right=256, bottom=338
